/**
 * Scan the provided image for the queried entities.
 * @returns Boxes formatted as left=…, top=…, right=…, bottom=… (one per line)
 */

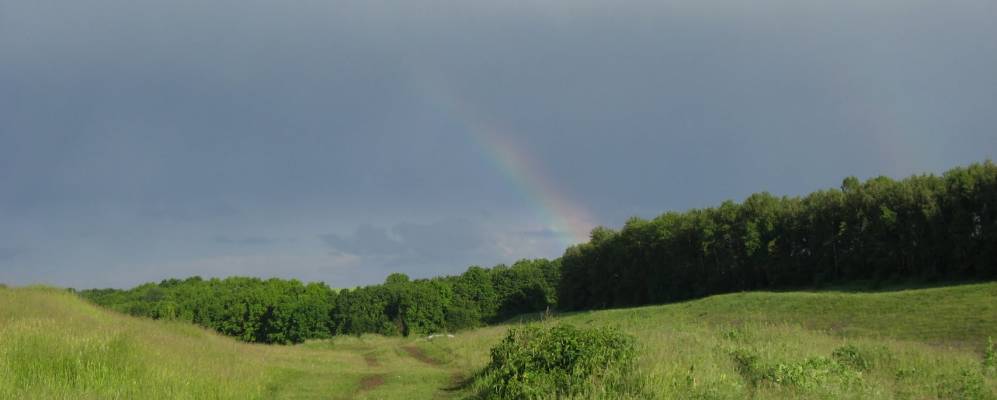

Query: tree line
left=558, top=161, right=997, bottom=310
left=80, top=161, right=997, bottom=343
left=79, top=259, right=559, bottom=344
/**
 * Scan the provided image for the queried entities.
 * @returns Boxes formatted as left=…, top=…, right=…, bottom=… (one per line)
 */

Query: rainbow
left=419, top=78, right=596, bottom=247
left=468, top=124, right=596, bottom=247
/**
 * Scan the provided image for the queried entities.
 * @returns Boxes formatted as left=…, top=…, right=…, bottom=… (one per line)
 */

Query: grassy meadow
left=2, top=283, right=996, bottom=399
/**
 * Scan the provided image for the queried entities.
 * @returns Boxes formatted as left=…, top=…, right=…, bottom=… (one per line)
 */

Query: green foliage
left=329, top=259, right=559, bottom=337
left=474, top=323, right=645, bottom=399
left=78, top=258, right=561, bottom=343
left=560, top=161, right=997, bottom=310
left=730, top=348, right=766, bottom=386
left=729, top=347, right=863, bottom=392
left=832, top=344, right=872, bottom=371
left=80, top=277, right=337, bottom=344
left=385, top=273, right=410, bottom=285
left=937, top=369, right=994, bottom=400
left=720, top=326, right=746, bottom=342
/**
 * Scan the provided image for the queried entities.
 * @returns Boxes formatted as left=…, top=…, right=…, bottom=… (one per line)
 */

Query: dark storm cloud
left=2, top=0, right=995, bottom=288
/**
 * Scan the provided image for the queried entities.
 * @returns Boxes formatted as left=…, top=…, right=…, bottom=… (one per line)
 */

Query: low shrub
left=729, top=346, right=864, bottom=392
left=719, top=326, right=747, bottom=342
left=474, top=323, right=645, bottom=399
left=832, top=344, right=872, bottom=371
left=937, top=368, right=993, bottom=400
left=730, top=348, right=766, bottom=386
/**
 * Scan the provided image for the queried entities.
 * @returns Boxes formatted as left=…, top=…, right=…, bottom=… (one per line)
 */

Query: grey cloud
left=0, top=247, right=27, bottom=261
left=213, top=235, right=277, bottom=246
left=320, top=218, right=512, bottom=279
left=322, top=225, right=406, bottom=257
left=322, top=218, right=484, bottom=258
left=518, top=228, right=563, bottom=239
left=139, top=202, right=241, bottom=222
left=394, top=219, right=485, bottom=258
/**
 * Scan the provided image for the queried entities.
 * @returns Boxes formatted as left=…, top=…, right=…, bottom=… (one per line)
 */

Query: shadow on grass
left=441, top=368, right=488, bottom=399
left=533, top=279, right=996, bottom=317
left=800, top=279, right=990, bottom=293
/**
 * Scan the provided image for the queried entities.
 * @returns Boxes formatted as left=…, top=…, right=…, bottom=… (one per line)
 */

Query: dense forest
left=559, top=161, right=997, bottom=309
left=79, top=259, right=559, bottom=344
left=80, top=161, right=997, bottom=343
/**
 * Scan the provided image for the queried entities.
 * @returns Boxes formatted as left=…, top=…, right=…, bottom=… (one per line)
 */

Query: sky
left=2, top=0, right=996, bottom=289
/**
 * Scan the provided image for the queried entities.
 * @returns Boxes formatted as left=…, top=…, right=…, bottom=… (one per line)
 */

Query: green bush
left=475, top=323, right=645, bottom=399
left=729, top=346, right=863, bottom=392
left=832, top=344, right=872, bottom=371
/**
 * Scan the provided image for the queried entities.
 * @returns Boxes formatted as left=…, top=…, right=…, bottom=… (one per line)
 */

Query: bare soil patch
left=401, top=345, right=442, bottom=366
left=363, top=353, right=380, bottom=367
left=359, top=374, right=385, bottom=391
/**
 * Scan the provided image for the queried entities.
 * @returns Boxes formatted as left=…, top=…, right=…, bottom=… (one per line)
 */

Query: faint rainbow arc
left=421, top=81, right=596, bottom=247
left=468, top=124, right=595, bottom=247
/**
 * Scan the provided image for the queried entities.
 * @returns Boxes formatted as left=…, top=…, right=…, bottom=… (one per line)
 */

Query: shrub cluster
left=475, top=323, right=644, bottom=399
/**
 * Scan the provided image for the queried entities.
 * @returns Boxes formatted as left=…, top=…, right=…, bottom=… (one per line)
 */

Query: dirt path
left=401, top=345, right=443, bottom=366
left=363, top=353, right=380, bottom=367
left=358, top=374, right=386, bottom=392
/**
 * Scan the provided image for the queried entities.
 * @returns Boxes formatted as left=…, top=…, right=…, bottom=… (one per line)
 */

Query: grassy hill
left=2, top=283, right=996, bottom=399
left=0, top=286, right=454, bottom=399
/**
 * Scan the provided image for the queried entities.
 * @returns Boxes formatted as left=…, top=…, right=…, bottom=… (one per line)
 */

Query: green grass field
left=2, top=283, right=996, bottom=399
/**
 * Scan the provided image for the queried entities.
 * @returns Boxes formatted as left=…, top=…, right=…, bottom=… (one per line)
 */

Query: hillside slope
left=0, top=286, right=456, bottom=399
left=424, top=282, right=997, bottom=399
left=3, top=283, right=996, bottom=399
